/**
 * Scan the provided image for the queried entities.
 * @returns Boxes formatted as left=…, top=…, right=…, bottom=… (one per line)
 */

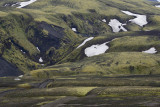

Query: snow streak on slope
left=77, top=37, right=94, bottom=49
left=121, top=11, right=148, bottom=27
left=37, top=47, right=40, bottom=52
left=17, top=0, right=37, bottom=8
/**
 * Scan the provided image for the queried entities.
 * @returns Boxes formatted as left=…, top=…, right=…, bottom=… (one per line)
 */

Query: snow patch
left=142, top=47, right=157, bottom=54
left=72, top=28, right=77, bottom=32
left=77, top=37, right=94, bottom=49
left=37, top=47, right=40, bottom=52
left=155, top=5, right=160, bottom=7
left=4, top=4, right=9, bottom=7
left=102, top=19, right=107, bottom=22
left=39, top=57, right=43, bottom=63
left=85, top=42, right=109, bottom=57
left=16, top=0, right=37, bottom=8
left=12, top=4, right=17, bottom=7
left=21, top=50, right=25, bottom=54
left=121, top=10, right=148, bottom=27
left=155, top=0, right=160, bottom=7
left=14, top=77, right=21, bottom=81
left=18, top=75, right=23, bottom=78
left=108, top=19, right=127, bottom=32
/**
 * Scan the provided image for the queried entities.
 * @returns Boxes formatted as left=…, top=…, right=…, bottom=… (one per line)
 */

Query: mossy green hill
left=1, top=0, right=160, bottom=106
left=0, top=0, right=160, bottom=76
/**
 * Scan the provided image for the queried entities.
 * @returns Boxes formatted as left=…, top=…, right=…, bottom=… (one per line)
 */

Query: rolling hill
left=1, top=0, right=160, bottom=106
left=0, top=0, right=160, bottom=77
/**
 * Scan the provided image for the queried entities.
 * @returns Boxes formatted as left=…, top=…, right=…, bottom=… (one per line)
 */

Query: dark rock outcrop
left=0, top=57, right=23, bottom=77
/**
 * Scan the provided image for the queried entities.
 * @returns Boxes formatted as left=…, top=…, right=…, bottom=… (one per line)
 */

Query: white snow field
left=85, top=42, right=109, bottom=57
left=108, top=19, right=127, bottom=32
left=142, top=47, right=157, bottom=54
left=77, top=37, right=94, bottom=49
left=17, top=0, right=37, bottom=8
left=121, top=10, right=148, bottom=27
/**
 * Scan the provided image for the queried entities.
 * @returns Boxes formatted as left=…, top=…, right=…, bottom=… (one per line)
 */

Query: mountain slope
left=0, top=0, right=160, bottom=76
left=1, top=0, right=160, bottom=106
left=30, top=52, right=160, bottom=78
